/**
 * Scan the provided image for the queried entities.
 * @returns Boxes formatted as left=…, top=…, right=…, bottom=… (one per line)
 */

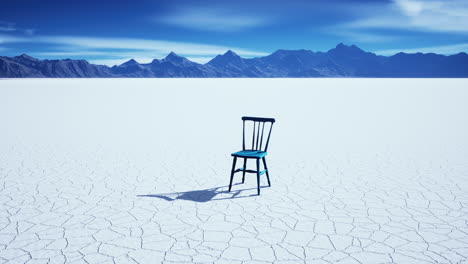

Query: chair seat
left=231, top=150, right=267, bottom=158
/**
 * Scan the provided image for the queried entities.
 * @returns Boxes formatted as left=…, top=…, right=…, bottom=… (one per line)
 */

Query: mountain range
left=1, top=43, right=468, bottom=78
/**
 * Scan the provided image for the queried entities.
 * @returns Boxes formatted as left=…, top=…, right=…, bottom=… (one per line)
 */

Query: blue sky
left=1, top=0, right=468, bottom=66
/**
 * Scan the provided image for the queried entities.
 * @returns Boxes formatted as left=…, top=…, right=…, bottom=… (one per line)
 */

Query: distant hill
left=1, top=43, right=468, bottom=77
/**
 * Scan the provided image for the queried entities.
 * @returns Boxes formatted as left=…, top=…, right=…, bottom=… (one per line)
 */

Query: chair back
left=241, top=116, right=275, bottom=152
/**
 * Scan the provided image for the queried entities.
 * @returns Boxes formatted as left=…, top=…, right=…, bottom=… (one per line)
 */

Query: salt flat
left=1, top=79, right=468, bottom=264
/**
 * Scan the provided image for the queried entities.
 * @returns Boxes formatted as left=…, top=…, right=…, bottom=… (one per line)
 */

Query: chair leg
left=256, top=158, right=261, bottom=195
left=242, top=158, right=247, bottom=183
left=228, top=157, right=237, bottom=192
left=262, top=157, right=271, bottom=187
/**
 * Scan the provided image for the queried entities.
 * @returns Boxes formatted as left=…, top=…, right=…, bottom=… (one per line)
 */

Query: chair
left=229, top=116, right=276, bottom=195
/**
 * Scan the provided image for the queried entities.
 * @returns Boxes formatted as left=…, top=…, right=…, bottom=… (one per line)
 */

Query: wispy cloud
left=345, top=0, right=468, bottom=33
left=23, top=29, right=36, bottom=36
left=0, top=21, right=16, bottom=32
left=158, top=7, right=271, bottom=32
left=32, top=50, right=111, bottom=57
left=0, top=34, right=268, bottom=66
left=0, top=34, right=24, bottom=44
left=375, top=43, right=468, bottom=55
left=0, top=21, right=35, bottom=35
left=36, top=36, right=267, bottom=57
left=328, top=29, right=401, bottom=43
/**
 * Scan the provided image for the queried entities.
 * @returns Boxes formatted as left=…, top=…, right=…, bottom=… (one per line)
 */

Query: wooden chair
left=229, top=116, right=276, bottom=195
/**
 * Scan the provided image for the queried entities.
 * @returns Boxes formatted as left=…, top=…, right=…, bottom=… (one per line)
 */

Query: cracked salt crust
left=1, top=146, right=468, bottom=263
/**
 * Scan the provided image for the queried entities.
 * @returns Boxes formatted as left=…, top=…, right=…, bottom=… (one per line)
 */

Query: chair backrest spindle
left=242, top=120, right=246, bottom=150
left=255, top=122, right=261, bottom=150
left=251, top=121, right=256, bottom=150
left=259, top=122, right=265, bottom=150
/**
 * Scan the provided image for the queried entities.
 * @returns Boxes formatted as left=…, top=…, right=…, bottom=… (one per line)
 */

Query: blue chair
left=229, top=116, right=276, bottom=195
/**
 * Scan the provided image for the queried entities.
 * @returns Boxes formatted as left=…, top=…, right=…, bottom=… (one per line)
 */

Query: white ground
left=1, top=79, right=468, bottom=264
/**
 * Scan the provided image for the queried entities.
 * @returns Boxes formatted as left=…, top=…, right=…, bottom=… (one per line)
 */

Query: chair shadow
left=138, top=183, right=265, bottom=202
